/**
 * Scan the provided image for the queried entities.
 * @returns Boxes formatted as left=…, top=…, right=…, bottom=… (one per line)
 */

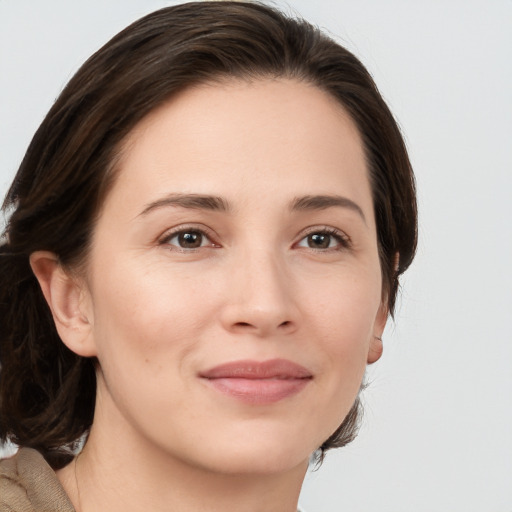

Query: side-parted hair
left=0, top=1, right=417, bottom=468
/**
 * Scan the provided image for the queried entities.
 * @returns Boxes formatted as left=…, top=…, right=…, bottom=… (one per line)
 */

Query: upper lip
left=199, top=358, right=312, bottom=380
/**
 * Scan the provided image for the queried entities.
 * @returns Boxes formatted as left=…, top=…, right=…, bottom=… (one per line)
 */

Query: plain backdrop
left=1, top=1, right=511, bottom=511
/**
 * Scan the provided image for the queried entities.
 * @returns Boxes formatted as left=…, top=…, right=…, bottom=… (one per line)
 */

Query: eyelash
left=159, top=225, right=219, bottom=252
left=295, top=227, right=351, bottom=252
left=158, top=226, right=351, bottom=252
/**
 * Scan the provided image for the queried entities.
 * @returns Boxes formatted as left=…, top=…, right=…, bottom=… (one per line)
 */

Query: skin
left=31, top=78, right=386, bottom=512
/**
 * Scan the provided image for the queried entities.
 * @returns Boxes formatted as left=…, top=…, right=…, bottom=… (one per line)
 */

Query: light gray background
left=1, top=1, right=511, bottom=511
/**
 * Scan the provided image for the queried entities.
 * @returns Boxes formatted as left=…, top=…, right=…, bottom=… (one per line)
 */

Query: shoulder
left=0, top=447, right=75, bottom=512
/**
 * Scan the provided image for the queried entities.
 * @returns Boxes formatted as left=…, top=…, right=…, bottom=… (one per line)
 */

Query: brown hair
left=0, top=1, right=417, bottom=468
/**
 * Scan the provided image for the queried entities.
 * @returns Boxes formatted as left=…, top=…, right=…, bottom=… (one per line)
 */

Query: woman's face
left=78, top=78, right=386, bottom=474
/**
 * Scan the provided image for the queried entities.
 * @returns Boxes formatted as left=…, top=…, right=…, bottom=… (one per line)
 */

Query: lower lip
left=203, top=377, right=310, bottom=404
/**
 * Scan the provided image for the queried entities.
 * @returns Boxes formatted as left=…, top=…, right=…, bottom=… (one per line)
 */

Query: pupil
left=178, top=232, right=202, bottom=248
left=309, top=233, right=329, bottom=248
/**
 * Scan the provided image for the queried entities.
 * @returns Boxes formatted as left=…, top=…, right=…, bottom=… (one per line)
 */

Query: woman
left=0, top=2, right=417, bottom=511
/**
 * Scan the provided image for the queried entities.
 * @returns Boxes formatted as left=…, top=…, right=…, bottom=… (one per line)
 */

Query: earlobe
left=29, top=251, right=96, bottom=357
left=394, top=252, right=400, bottom=273
left=367, top=335, right=383, bottom=364
left=367, top=301, right=388, bottom=364
left=367, top=252, right=400, bottom=364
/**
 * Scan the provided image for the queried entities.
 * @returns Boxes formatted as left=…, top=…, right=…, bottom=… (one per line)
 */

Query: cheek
left=301, top=298, right=377, bottom=447
left=86, top=265, right=216, bottom=428
left=306, top=267, right=381, bottom=337
left=87, top=260, right=217, bottom=377
left=304, top=272, right=381, bottom=392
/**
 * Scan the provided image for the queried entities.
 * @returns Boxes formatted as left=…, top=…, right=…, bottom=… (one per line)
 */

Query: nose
left=220, top=249, right=299, bottom=338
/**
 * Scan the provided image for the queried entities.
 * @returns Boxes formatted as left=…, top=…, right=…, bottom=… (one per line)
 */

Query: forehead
left=106, top=78, right=372, bottom=219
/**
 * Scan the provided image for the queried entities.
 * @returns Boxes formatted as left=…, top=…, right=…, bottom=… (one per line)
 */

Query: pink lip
left=199, top=359, right=312, bottom=404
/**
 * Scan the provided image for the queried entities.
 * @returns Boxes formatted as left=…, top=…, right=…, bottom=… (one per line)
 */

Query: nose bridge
left=223, top=241, right=297, bottom=335
left=243, top=246, right=287, bottom=302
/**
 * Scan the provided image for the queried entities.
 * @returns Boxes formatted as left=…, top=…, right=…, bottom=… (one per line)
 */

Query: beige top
left=0, top=447, right=75, bottom=512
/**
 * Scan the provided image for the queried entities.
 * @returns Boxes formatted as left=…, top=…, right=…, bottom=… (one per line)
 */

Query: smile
left=199, top=359, right=313, bottom=405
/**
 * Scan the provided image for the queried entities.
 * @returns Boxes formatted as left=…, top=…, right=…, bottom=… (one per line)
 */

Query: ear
left=368, top=252, right=400, bottom=364
left=367, top=300, right=387, bottom=365
left=393, top=252, right=400, bottom=273
left=30, top=251, right=97, bottom=357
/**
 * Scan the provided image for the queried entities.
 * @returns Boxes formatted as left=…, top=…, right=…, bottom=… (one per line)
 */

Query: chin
left=198, top=444, right=311, bottom=476
left=161, top=422, right=322, bottom=476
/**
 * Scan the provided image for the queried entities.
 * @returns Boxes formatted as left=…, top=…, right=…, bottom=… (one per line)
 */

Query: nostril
left=235, top=322, right=252, bottom=328
left=233, top=321, right=292, bottom=330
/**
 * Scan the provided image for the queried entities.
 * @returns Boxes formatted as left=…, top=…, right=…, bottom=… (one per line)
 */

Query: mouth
left=199, top=359, right=313, bottom=404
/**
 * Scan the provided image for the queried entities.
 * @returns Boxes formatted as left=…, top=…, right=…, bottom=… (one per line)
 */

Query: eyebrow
left=139, top=192, right=365, bottom=222
left=139, top=193, right=230, bottom=216
left=291, top=195, right=366, bottom=223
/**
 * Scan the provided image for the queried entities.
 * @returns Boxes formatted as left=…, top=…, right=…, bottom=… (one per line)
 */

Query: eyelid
left=158, top=223, right=220, bottom=249
left=156, top=223, right=350, bottom=251
left=294, top=226, right=352, bottom=250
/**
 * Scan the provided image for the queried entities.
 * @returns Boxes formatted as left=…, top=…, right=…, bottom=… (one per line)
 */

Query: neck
left=57, top=396, right=308, bottom=512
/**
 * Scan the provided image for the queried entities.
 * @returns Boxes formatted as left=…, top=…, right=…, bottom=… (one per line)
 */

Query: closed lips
left=199, top=359, right=313, bottom=380
left=199, top=359, right=312, bottom=404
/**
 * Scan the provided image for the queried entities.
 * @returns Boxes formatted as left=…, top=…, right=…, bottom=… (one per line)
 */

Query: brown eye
left=296, top=229, right=349, bottom=250
left=307, top=233, right=331, bottom=249
left=178, top=232, right=203, bottom=248
left=165, top=230, right=209, bottom=249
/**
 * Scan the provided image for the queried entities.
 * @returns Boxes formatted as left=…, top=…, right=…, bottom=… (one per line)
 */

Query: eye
left=161, top=228, right=217, bottom=250
left=296, top=229, right=350, bottom=250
